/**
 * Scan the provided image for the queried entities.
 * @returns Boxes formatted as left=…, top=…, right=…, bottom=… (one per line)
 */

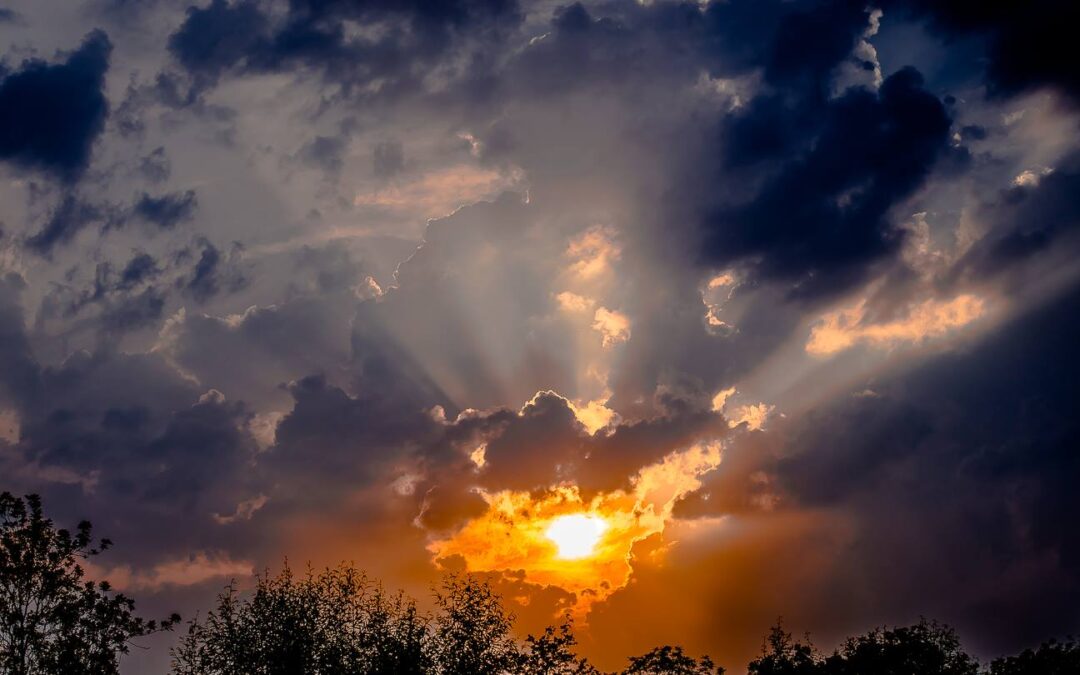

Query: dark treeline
left=2, top=492, right=1078, bottom=675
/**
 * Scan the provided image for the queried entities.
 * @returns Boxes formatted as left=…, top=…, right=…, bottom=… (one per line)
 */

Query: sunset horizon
left=0, top=0, right=1078, bottom=673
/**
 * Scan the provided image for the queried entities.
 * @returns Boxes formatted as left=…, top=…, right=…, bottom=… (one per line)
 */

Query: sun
left=544, top=514, right=608, bottom=560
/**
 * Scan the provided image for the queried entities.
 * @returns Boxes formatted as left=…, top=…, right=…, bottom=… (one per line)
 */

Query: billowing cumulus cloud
left=1, top=0, right=1079, bottom=672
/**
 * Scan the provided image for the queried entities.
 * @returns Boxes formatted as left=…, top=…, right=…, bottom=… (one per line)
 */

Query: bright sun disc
left=544, top=514, right=608, bottom=560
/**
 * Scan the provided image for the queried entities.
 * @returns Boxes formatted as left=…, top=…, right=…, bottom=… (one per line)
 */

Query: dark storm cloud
left=885, top=0, right=1080, bottom=105
left=7, top=354, right=261, bottom=565
left=29, top=233, right=253, bottom=339
left=701, top=67, right=953, bottom=299
left=175, top=238, right=248, bottom=303
left=0, top=30, right=112, bottom=181
left=159, top=292, right=356, bottom=409
left=266, top=373, right=442, bottom=500
left=955, top=151, right=1080, bottom=279
left=25, top=188, right=196, bottom=256
left=299, top=135, right=346, bottom=173
left=34, top=251, right=166, bottom=335
left=372, top=140, right=404, bottom=178
left=167, top=0, right=268, bottom=83
left=679, top=282, right=1080, bottom=654
left=798, top=286, right=1080, bottom=650
left=96, top=287, right=167, bottom=332
left=471, top=391, right=583, bottom=491
left=0, top=274, right=42, bottom=411
left=0, top=277, right=263, bottom=563
left=408, top=388, right=730, bottom=529
left=132, top=190, right=198, bottom=229
left=24, top=195, right=122, bottom=256
left=166, top=0, right=521, bottom=99
left=506, top=0, right=865, bottom=98
left=577, top=402, right=727, bottom=493
left=118, top=253, right=161, bottom=289
left=137, top=147, right=171, bottom=184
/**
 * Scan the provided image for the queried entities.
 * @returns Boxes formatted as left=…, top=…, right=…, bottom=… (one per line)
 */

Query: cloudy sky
left=1, top=0, right=1079, bottom=671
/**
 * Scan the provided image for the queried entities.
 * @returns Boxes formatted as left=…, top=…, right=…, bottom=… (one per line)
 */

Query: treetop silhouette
left=2, top=492, right=1077, bottom=675
left=0, top=492, right=177, bottom=675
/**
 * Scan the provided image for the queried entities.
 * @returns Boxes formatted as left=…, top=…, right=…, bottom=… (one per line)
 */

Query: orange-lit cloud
left=711, top=387, right=736, bottom=412
left=727, top=403, right=774, bottom=431
left=707, top=272, right=737, bottom=290
left=711, top=388, right=775, bottom=430
left=568, top=397, right=618, bottom=434
left=88, top=552, right=253, bottom=592
left=701, top=271, right=740, bottom=336
left=0, top=408, right=18, bottom=443
left=213, top=495, right=270, bottom=524
left=554, top=291, right=595, bottom=313
left=469, top=443, right=488, bottom=470
left=353, top=164, right=524, bottom=218
left=519, top=390, right=617, bottom=435
left=427, top=441, right=722, bottom=617
left=592, top=307, right=631, bottom=347
left=566, top=226, right=621, bottom=281
left=807, top=294, right=986, bottom=356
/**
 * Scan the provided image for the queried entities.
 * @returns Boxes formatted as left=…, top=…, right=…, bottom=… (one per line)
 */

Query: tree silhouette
left=427, top=574, right=519, bottom=675
left=171, top=562, right=428, bottom=674
left=823, top=620, right=979, bottom=675
left=624, top=645, right=722, bottom=674
left=988, top=638, right=1080, bottom=675
left=519, top=615, right=598, bottom=675
left=171, top=564, right=732, bottom=675
left=747, top=622, right=819, bottom=675
left=0, top=492, right=177, bottom=675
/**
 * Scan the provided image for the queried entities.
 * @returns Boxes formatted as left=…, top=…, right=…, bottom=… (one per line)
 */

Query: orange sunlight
left=546, top=514, right=609, bottom=559
left=427, top=441, right=723, bottom=617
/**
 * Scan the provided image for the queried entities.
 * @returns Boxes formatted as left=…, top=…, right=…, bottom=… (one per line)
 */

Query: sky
left=0, top=0, right=1079, bottom=672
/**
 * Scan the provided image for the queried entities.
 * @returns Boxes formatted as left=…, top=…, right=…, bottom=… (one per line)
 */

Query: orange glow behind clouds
left=807, top=294, right=986, bottom=356
left=428, top=442, right=723, bottom=616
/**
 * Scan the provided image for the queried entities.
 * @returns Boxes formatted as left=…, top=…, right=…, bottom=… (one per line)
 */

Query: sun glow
left=545, top=514, right=608, bottom=559
left=428, top=441, right=723, bottom=616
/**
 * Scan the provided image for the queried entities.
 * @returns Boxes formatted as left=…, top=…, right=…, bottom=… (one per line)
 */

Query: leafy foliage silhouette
left=987, top=638, right=1080, bottom=675
left=823, top=620, right=979, bottom=675
left=0, top=492, right=177, bottom=675
left=624, top=645, right=721, bottom=674
left=520, top=617, right=600, bottom=675
left=171, top=567, right=606, bottom=675
left=747, top=622, right=818, bottom=675
left=170, top=563, right=428, bottom=675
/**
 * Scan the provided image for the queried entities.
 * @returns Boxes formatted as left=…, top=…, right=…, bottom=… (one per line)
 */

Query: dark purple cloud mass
left=0, top=0, right=1078, bottom=672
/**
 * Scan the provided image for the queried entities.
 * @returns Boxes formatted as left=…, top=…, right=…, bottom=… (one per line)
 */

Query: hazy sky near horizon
left=1, top=0, right=1079, bottom=671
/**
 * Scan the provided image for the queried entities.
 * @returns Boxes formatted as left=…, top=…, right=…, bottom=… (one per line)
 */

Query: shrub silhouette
left=0, top=492, right=177, bottom=675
